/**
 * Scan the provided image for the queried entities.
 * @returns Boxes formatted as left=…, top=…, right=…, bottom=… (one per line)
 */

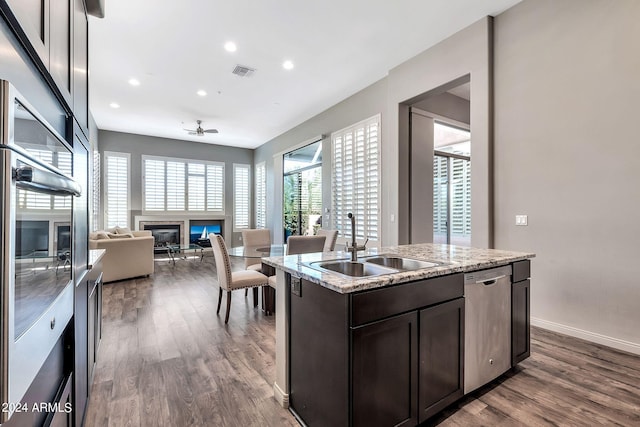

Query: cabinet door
left=72, top=0, right=88, bottom=133
left=352, top=311, right=418, bottom=427
left=4, top=0, right=49, bottom=63
left=49, top=0, right=72, bottom=103
left=512, top=279, right=530, bottom=365
left=419, top=298, right=464, bottom=423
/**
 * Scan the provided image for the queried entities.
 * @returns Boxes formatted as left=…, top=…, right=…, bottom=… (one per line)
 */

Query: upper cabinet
left=5, top=0, right=89, bottom=136
left=49, top=0, right=72, bottom=103
left=73, top=0, right=88, bottom=132
left=5, top=0, right=49, bottom=63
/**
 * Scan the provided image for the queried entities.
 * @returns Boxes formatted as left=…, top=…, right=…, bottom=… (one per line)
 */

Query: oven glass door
left=1, top=94, right=79, bottom=413
left=13, top=98, right=74, bottom=340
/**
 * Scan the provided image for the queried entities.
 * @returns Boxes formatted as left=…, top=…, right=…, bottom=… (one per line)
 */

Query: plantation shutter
left=331, top=115, right=380, bottom=241
left=255, top=162, right=266, bottom=228
left=166, top=161, right=185, bottom=210
left=53, top=151, right=73, bottom=209
left=105, top=152, right=129, bottom=228
left=144, top=159, right=165, bottom=211
left=206, top=163, right=224, bottom=212
left=234, top=164, right=250, bottom=229
left=188, top=163, right=205, bottom=211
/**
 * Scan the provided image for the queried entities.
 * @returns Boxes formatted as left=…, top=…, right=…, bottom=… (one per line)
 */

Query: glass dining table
left=227, top=244, right=287, bottom=259
left=227, top=244, right=286, bottom=315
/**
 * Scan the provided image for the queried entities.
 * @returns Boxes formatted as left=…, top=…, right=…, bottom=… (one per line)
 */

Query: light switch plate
left=515, top=215, right=528, bottom=226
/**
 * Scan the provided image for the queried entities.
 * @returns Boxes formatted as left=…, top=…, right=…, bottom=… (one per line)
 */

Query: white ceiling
left=89, top=0, right=521, bottom=149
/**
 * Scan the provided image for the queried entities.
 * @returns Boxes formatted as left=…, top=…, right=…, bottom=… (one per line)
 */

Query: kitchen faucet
left=345, top=213, right=367, bottom=261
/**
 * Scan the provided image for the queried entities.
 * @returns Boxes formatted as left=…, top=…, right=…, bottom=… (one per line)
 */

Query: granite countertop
left=88, top=248, right=106, bottom=269
left=262, top=243, right=535, bottom=294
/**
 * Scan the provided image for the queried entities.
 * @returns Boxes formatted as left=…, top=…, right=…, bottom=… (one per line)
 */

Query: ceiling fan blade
left=183, top=128, right=195, bottom=132
left=188, top=131, right=197, bottom=135
left=204, top=129, right=219, bottom=134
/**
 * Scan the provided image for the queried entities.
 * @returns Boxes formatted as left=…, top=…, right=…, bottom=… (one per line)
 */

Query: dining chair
left=267, top=235, right=326, bottom=289
left=316, top=229, right=338, bottom=251
left=241, top=229, right=271, bottom=296
left=209, top=233, right=269, bottom=324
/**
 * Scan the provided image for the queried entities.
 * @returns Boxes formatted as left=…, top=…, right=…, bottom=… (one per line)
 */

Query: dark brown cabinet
left=418, top=298, right=464, bottom=422
left=72, top=0, right=88, bottom=133
left=4, top=0, right=49, bottom=62
left=290, top=274, right=464, bottom=427
left=352, top=312, right=418, bottom=427
left=4, top=0, right=89, bottom=134
left=49, top=0, right=71, bottom=103
left=511, top=260, right=531, bottom=365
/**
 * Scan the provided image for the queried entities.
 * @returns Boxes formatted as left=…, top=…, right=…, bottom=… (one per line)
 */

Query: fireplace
left=144, top=224, right=181, bottom=249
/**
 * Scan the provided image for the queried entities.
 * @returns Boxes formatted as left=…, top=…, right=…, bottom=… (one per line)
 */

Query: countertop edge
left=262, top=245, right=535, bottom=294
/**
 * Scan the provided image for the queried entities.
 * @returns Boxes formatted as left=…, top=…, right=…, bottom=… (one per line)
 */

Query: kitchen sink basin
left=305, top=260, right=398, bottom=278
left=363, top=255, right=442, bottom=270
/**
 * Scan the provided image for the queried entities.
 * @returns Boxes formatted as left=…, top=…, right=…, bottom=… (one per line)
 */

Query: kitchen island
left=263, top=243, right=535, bottom=427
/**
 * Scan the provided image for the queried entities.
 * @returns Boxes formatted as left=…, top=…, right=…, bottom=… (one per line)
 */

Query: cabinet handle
left=50, top=317, right=56, bottom=330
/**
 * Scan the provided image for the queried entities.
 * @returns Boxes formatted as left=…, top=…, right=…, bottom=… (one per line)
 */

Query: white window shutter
left=331, top=115, right=380, bottom=241
left=234, top=164, right=250, bottom=229
left=105, top=152, right=130, bottom=228
left=255, top=162, right=266, bottom=228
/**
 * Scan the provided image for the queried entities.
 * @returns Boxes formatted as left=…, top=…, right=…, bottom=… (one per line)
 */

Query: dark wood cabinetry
left=72, top=0, right=88, bottom=133
left=290, top=274, right=464, bottom=427
left=511, top=260, right=531, bottom=365
left=352, top=312, right=418, bottom=427
left=418, top=298, right=464, bottom=422
left=3, top=0, right=89, bottom=134
left=49, top=0, right=71, bottom=103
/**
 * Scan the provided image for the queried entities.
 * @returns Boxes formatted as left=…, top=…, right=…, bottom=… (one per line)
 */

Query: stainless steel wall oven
left=0, top=81, right=80, bottom=421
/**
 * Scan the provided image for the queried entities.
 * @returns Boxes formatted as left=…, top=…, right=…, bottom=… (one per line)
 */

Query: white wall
left=494, top=0, right=640, bottom=353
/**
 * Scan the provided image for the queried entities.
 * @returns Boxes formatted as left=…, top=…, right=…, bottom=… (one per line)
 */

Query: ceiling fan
left=184, top=120, right=218, bottom=136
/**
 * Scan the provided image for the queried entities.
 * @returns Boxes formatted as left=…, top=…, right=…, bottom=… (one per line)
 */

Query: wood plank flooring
left=85, top=256, right=640, bottom=426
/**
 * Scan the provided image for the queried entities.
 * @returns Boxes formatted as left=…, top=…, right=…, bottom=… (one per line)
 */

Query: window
left=255, top=162, right=266, bottom=228
left=141, top=155, right=224, bottom=213
left=331, top=115, right=380, bottom=241
left=104, top=151, right=129, bottom=228
left=234, top=164, right=250, bottom=230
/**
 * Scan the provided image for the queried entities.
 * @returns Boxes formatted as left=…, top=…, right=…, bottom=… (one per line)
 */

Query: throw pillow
left=92, top=231, right=110, bottom=240
left=114, top=226, right=132, bottom=234
left=107, top=232, right=134, bottom=239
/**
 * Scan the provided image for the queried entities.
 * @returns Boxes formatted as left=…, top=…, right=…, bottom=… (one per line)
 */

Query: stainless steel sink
left=363, top=255, right=443, bottom=270
left=305, top=260, right=398, bottom=278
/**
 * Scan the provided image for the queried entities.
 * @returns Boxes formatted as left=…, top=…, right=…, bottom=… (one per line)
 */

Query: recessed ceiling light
left=109, top=102, right=120, bottom=109
left=282, top=60, right=294, bottom=70
left=197, top=90, right=207, bottom=97
left=224, top=41, right=237, bottom=52
left=128, top=78, right=140, bottom=86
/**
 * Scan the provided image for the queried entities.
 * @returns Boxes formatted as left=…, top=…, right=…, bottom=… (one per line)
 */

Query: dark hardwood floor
left=85, top=256, right=640, bottom=426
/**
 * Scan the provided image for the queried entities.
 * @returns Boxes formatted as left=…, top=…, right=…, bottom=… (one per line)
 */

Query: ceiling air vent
left=232, top=65, right=256, bottom=77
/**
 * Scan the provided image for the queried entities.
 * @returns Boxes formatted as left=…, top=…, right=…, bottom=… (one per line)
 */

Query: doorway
left=433, top=122, right=471, bottom=245
left=283, top=140, right=322, bottom=240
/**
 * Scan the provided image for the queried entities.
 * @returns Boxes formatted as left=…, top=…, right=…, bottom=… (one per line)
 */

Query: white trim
left=273, top=382, right=289, bottom=409
left=532, top=317, right=640, bottom=356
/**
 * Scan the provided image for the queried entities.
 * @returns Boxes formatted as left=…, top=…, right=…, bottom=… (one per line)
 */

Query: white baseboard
left=532, top=317, right=640, bottom=356
left=273, top=382, right=289, bottom=409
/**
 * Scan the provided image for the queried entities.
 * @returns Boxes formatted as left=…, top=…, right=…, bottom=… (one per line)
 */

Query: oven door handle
left=13, top=165, right=81, bottom=196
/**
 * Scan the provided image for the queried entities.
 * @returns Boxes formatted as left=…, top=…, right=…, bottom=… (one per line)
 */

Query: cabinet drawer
left=350, top=273, right=463, bottom=327
left=512, top=260, right=530, bottom=282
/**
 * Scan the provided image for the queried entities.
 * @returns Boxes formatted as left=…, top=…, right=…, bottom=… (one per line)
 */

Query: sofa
left=89, top=228, right=155, bottom=283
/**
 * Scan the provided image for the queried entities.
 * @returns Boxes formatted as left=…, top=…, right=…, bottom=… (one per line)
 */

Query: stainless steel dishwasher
left=463, top=265, right=512, bottom=394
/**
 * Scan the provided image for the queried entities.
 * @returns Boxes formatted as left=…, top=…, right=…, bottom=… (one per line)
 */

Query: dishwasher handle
left=477, top=274, right=507, bottom=285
